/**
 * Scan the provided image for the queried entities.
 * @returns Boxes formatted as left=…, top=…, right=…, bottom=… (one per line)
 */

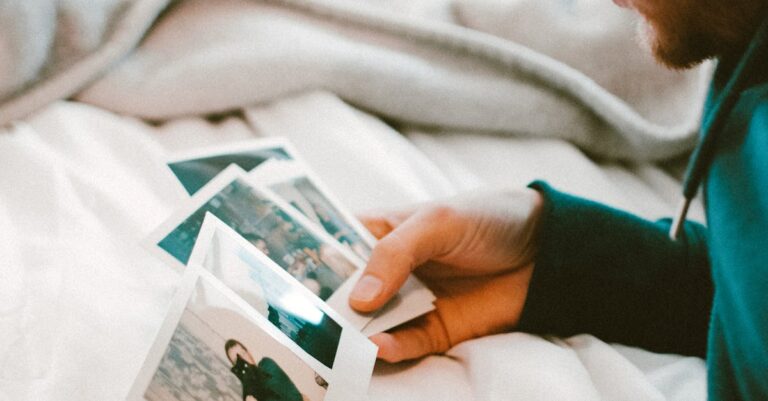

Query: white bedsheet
left=0, top=94, right=706, bottom=401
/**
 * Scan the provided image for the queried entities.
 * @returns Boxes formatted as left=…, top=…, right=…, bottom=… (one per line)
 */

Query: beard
left=633, top=0, right=767, bottom=69
left=635, top=17, right=713, bottom=70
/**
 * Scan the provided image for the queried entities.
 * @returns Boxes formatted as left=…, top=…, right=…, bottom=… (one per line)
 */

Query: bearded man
left=347, top=0, right=768, bottom=399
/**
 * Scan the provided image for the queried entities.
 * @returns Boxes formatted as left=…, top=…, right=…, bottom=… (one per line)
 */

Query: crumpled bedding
left=3, top=0, right=711, bottom=161
left=0, top=0, right=710, bottom=400
left=0, top=96, right=706, bottom=401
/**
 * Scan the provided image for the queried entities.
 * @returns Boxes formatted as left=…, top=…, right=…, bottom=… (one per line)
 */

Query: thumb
left=349, top=207, right=461, bottom=312
left=369, top=310, right=451, bottom=363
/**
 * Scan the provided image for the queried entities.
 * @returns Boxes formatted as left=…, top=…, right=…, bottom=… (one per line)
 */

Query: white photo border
left=127, top=266, right=377, bottom=401
left=143, top=165, right=374, bottom=329
left=166, top=137, right=302, bottom=165
left=190, top=214, right=376, bottom=370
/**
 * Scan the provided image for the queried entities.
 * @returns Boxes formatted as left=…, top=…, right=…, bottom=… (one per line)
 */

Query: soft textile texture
left=519, top=31, right=768, bottom=396
left=697, top=28, right=768, bottom=399
left=520, top=182, right=712, bottom=357
left=0, top=0, right=169, bottom=124
left=0, top=0, right=716, bottom=399
left=3, top=0, right=711, bottom=161
left=0, top=97, right=707, bottom=401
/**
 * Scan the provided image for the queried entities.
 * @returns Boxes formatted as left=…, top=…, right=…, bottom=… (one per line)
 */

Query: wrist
left=517, top=187, right=545, bottom=268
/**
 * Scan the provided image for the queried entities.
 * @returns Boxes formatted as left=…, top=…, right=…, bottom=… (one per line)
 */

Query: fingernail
left=351, top=275, right=383, bottom=303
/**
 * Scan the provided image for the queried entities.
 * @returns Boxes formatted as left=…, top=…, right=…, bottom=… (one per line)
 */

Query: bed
left=0, top=0, right=709, bottom=400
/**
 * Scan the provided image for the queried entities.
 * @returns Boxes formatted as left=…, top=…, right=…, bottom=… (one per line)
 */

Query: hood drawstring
left=669, top=17, right=768, bottom=240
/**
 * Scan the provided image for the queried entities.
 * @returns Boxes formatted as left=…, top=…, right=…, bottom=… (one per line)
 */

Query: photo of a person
left=137, top=275, right=332, bottom=401
left=225, top=339, right=309, bottom=401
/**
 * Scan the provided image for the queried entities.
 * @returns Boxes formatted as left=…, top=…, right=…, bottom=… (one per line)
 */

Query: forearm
left=518, top=182, right=713, bottom=357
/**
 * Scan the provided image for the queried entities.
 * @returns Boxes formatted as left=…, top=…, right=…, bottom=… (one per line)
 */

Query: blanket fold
left=1, top=0, right=711, bottom=161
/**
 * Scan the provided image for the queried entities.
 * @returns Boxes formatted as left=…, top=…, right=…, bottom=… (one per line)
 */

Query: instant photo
left=191, top=216, right=348, bottom=369
left=250, top=161, right=437, bottom=335
left=127, top=269, right=376, bottom=401
left=167, top=138, right=296, bottom=195
left=250, top=160, right=375, bottom=260
left=150, top=157, right=435, bottom=335
left=148, top=166, right=361, bottom=301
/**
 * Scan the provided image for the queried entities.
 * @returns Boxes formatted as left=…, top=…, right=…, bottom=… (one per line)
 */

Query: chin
left=635, top=16, right=712, bottom=70
left=630, top=0, right=768, bottom=70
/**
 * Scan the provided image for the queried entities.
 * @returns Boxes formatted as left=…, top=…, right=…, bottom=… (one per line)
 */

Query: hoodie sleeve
left=517, top=181, right=713, bottom=357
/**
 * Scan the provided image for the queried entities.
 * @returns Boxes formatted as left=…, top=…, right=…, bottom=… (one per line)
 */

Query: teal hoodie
left=519, top=16, right=768, bottom=400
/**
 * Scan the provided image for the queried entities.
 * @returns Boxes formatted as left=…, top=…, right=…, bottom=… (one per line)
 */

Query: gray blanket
left=0, top=0, right=711, bottom=161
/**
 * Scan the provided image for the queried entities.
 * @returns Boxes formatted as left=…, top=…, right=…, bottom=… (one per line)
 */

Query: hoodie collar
left=669, top=15, right=768, bottom=240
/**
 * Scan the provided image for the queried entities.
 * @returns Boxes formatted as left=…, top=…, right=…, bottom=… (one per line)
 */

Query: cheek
left=631, top=1, right=677, bottom=43
left=630, top=0, right=668, bottom=22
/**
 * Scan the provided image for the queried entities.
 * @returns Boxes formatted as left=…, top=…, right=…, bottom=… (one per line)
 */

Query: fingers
left=358, top=215, right=396, bottom=239
left=369, top=268, right=535, bottom=363
left=358, top=208, right=416, bottom=239
left=369, top=311, right=452, bottom=363
left=349, top=207, right=463, bottom=312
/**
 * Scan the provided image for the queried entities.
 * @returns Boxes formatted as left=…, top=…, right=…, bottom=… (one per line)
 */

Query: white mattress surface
left=0, top=96, right=706, bottom=401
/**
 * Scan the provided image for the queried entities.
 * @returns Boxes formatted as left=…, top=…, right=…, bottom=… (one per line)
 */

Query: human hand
left=349, top=188, right=544, bottom=362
